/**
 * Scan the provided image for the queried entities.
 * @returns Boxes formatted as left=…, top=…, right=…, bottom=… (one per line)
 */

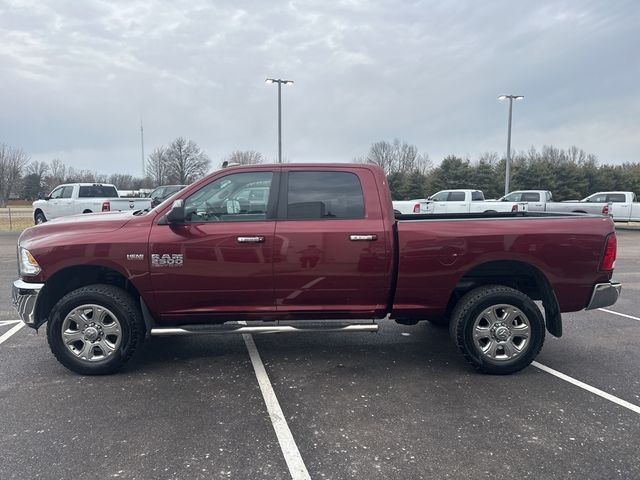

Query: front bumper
left=12, top=279, right=44, bottom=326
left=585, top=282, right=622, bottom=310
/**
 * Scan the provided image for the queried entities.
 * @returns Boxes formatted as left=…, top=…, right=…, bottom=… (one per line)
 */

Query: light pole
left=265, top=78, right=294, bottom=163
left=498, top=94, right=524, bottom=196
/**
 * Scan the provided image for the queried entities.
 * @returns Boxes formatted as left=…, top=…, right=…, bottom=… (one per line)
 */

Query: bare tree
left=361, top=139, right=429, bottom=175
left=108, top=174, right=135, bottom=190
left=0, top=143, right=30, bottom=206
left=146, top=147, right=168, bottom=186
left=165, top=137, right=210, bottom=184
left=223, top=150, right=264, bottom=166
left=26, top=160, right=50, bottom=178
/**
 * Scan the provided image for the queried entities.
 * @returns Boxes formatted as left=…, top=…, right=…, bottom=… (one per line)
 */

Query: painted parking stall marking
left=243, top=333, right=311, bottom=480
left=533, top=361, right=640, bottom=415
left=0, top=322, right=25, bottom=345
left=598, top=308, right=640, bottom=322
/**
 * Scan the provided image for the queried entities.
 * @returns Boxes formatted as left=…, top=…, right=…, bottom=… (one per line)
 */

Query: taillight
left=602, top=204, right=609, bottom=215
left=599, top=233, right=617, bottom=271
left=413, top=203, right=420, bottom=213
left=101, top=201, right=110, bottom=212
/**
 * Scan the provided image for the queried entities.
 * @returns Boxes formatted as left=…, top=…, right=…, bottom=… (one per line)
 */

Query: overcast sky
left=1, top=0, right=638, bottom=176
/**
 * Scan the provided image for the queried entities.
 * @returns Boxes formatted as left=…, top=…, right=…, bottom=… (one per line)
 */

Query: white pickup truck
left=32, top=183, right=152, bottom=224
left=493, top=190, right=611, bottom=216
left=581, top=191, right=640, bottom=222
left=417, top=189, right=525, bottom=214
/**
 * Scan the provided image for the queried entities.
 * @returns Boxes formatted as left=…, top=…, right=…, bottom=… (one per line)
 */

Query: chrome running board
left=150, top=321, right=378, bottom=336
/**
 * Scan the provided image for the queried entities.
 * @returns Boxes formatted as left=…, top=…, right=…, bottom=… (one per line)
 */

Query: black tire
left=47, top=284, right=144, bottom=375
left=449, top=285, right=545, bottom=374
left=34, top=211, right=47, bottom=225
left=82, top=210, right=92, bottom=214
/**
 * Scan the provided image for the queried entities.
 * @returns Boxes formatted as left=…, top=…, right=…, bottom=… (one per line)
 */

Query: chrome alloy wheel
left=472, top=304, right=531, bottom=362
left=61, top=304, right=122, bottom=362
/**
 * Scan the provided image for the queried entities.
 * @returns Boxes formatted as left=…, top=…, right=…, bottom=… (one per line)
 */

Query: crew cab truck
left=32, top=183, right=152, bottom=224
left=13, top=164, right=621, bottom=375
left=420, top=189, right=524, bottom=214
left=580, top=191, right=640, bottom=222
left=494, top=190, right=611, bottom=216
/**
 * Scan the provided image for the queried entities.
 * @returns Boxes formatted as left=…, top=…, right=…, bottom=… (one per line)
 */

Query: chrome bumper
left=586, top=282, right=622, bottom=310
left=12, top=279, right=44, bottom=326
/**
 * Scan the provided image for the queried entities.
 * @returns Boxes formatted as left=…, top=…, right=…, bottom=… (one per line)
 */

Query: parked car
left=149, top=185, right=187, bottom=208
left=419, top=189, right=525, bottom=214
left=32, top=184, right=152, bottom=224
left=580, top=191, right=640, bottom=222
left=493, top=190, right=611, bottom=216
left=13, top=163, right=620, bottom=375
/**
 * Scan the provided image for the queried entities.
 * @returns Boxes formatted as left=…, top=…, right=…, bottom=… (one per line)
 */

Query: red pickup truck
left=13, top=163, right=621, bottom=375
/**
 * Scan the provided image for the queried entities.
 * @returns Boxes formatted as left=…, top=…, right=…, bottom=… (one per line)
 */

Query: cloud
left=0, top=0, right=638, bottom=175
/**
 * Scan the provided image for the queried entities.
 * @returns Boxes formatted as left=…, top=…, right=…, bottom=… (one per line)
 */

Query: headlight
left=18, top=247, right=41, bottom=276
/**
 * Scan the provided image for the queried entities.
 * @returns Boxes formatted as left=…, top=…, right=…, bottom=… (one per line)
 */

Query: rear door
left=606, top=193, right=630, bottom=221
left=273, top=168, right=389, bottom=317
left=148, top=169, right=279, bottom=322
left=444, top=191, right=468, bottom=213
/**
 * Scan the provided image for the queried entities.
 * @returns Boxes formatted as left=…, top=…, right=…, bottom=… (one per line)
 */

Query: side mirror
left=166, top=199, right=185, bottom=223
left=44, top=195, right=51, bottom=201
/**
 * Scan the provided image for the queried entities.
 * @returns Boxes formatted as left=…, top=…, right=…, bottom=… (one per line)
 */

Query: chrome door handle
left=237, top=236, right=265, bottom=243
left=350, top=234, right=377, bottom=241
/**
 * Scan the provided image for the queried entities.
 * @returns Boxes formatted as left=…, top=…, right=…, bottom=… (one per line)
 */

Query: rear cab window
left=78, top=185, right=118, bottom=198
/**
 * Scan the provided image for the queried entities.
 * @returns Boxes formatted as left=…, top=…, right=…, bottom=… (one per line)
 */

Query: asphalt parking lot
left=1, top=230, right=639, bottom=480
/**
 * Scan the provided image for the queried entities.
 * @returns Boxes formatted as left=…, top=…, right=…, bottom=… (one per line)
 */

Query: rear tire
left=449, top=285, right=545, bottom=374
left=47, top=284, right=144, bottom=375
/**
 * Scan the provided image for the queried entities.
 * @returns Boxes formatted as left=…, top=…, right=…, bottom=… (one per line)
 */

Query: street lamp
left=265, top=78, right=294, bottom=163
left=498, top=94, right=524, bottom=196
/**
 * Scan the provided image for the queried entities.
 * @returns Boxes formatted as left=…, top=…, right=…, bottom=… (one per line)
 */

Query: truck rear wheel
left=46, top=284, right=144, bottom=375
left=449, top=285, right=545, bottom=374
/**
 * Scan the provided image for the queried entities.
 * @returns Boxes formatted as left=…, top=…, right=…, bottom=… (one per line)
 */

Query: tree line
left=360, top=140, right=640, bottom=201
left=2, top=138, right=639, bottom=207
left=0, top=138, right=268, bottom=206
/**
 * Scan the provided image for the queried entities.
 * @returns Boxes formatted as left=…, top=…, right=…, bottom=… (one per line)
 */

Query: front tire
left=449, top=285, right=545, bottom=374
left=47, top=285, right=144, bottom=375
left=34, top=211, right=47, bottom=224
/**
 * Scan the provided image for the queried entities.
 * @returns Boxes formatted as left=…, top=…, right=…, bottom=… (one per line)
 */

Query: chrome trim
left=151, top=323, right=378, bottom=336
left=12, top=279, right=45, bottom=326
left=237, top=236, right=265, bottom=243
left=586, top=282, right=622, bottom=310
left=349, top=234, right=377, bottom=241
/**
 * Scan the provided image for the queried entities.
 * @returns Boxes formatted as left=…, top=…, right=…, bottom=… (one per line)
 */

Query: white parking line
left=0, top=322, right=25, bottom=345
left=0, top=320, right=22, bottom=326
left=243, top=334, right=311, bottom=480
left=598, top=308, right=640, bottom=322
left=533, top=361, right=640, bottom=415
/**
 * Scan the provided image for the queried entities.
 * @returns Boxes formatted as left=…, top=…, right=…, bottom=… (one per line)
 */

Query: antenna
left=140, top=119, right=145, bottom=176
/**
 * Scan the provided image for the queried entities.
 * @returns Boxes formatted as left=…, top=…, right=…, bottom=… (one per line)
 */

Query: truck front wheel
left=46, top=284, right=144, bottom=375
left=34, top=211, right=46, bottom=224
left=449, top=285, right=545, bottom=374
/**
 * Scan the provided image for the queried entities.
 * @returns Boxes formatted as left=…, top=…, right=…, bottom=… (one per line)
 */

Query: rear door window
left=607, top=194, right=626, bottom=203
left=471, top=191, right=484, bottom=201
left=286, top=171, right=364, bottom=219
left=521, top=192, right=540, bottom=201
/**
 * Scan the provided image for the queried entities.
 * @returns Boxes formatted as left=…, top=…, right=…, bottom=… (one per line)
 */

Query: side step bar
left=150, top=321, right=378, bottom=337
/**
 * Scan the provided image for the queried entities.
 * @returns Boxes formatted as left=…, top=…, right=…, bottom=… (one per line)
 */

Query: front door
left=148, top=170, right=278, bottom=323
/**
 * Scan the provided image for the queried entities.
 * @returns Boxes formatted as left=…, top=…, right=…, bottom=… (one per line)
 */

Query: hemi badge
left=127, top=254, right=144, bottom=261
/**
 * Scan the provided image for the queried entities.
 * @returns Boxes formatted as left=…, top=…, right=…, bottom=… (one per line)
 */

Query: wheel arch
left=445, top=260, right=562, bottom=337
left=34, top=265, right=143, bottom=330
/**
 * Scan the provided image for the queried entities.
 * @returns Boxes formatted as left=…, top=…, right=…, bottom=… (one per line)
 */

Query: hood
left=19, top=211, right=137, bottom=245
